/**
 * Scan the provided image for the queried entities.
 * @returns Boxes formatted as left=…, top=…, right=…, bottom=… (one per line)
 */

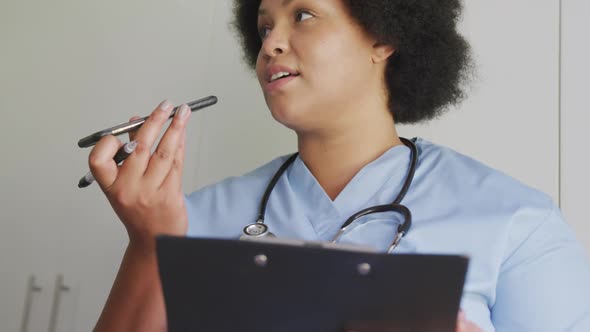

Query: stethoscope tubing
left=242, top=137, right=418, bottom=253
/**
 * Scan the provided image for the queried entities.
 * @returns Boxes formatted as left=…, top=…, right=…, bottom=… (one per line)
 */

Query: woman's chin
left=269, top=108, right=299, bottom=130
left=268, top=104, right=309, bottom=131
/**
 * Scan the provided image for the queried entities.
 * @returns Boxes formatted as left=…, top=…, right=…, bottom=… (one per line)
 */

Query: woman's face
left=255, top=0, right=383, bottom=132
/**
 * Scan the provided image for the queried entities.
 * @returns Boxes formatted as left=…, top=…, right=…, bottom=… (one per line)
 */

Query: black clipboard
left=156, top=235, right=469, bottom=332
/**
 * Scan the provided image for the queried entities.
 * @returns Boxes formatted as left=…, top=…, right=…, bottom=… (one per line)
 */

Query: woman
left=90, top=0, right=590, bottom=331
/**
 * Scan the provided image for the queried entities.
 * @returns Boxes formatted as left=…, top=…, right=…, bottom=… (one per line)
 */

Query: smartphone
left=77, top=95, right=217, bottom=148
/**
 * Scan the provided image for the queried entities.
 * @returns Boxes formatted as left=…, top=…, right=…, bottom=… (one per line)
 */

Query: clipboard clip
left=240, top=235, right=378, bottom=253
left=251, top=252, right=372, bottom=277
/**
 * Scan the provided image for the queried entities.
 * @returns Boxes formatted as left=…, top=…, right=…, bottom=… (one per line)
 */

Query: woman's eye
left=258, top=10, right=312, bottom=40
left=259, top=26, right=270, bottom=40
left=295, top=11, right=313, bottom=22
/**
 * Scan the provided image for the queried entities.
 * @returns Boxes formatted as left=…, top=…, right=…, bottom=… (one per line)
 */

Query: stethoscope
left=241, top=137, right=418, bottom=253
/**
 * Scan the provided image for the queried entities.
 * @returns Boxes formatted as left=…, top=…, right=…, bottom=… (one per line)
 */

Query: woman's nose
left=261, top=27, right=290, bottom=58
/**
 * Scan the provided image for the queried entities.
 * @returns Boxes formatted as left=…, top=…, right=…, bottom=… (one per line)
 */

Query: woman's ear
left=372, top=42, right=396, bottom=64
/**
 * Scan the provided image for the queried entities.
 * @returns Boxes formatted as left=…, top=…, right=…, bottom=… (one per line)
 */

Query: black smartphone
left=77, top=96, right=217, bottom=148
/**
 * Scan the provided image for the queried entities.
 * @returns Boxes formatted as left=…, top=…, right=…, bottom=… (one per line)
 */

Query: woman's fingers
left=456, top=310, right=482, bottom=332
left=144, top=104, right=190, bottom=188
left=122, top=100, right=174, bottom=176
left=86, top=99, right=190, bottom=249
left=127, top=116, right=142, bottom=142
left=161, top=128, right=186, bottom=192
left=88, top=135, right=124, bottom=192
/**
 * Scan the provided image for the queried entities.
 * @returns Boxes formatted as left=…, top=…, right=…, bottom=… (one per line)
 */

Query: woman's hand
left=88, top=100, right=191, bottom=249
left=456, top=310, right=483, bottom=332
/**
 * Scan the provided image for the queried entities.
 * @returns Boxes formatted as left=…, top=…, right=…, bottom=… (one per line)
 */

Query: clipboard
left=156, top=235, right=469, bottom=332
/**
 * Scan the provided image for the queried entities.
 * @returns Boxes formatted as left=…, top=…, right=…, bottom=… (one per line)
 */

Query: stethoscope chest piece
left=241, top=221, right=275, bottom=239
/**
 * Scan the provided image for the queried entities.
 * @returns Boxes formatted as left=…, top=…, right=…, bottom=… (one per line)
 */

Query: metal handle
left=20, top=275, right=42, bottom=332
left=47, top=274, right=70, bottom=332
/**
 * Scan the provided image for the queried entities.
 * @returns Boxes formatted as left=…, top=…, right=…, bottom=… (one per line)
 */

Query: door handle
left=47, top=274, right=70, bottom=332
left=20, top=274, right=42, bottom=332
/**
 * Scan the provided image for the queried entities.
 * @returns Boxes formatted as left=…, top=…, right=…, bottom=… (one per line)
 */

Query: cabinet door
left=561, top=0, right=590, bottom=254
left=1, top=0, right=216, bottom=330
left=0, top=92, right=60, bottom=331
left=0, top=1, right=61, bottom=330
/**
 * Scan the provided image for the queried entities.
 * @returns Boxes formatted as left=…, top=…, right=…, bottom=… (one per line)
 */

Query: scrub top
left=185, top=137, right=590, bottom=332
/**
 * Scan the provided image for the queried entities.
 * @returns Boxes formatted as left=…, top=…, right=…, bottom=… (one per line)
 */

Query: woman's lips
left=265, top=75, right=299, bottom=93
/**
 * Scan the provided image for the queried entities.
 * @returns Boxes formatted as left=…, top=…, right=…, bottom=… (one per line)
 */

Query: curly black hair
left=231, top=0, right=474, bottom=124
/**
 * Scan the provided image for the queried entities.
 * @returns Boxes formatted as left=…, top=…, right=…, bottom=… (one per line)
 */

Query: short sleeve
left=492, top=205, right=590, bottom=331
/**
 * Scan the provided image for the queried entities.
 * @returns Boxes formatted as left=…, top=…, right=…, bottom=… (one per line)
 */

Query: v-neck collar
left=286, top=144, right=412, bottom=238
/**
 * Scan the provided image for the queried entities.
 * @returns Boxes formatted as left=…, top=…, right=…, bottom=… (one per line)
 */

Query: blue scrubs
left=185, top=137, right=590, bottom=331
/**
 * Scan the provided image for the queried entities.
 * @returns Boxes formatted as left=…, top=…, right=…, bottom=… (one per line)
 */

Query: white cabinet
left=0, top=0, right=215, bottom=330
left=0, top=1, right=67, bottom=329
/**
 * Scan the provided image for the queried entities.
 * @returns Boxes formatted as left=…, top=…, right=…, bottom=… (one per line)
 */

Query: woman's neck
left=297, top=109, right=402, bottom=201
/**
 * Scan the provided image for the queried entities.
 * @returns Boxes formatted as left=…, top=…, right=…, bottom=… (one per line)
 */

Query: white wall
left=192, top=0, right=296, bottom=189
left=0, top=0, right=586, bottom=331
left=561, top=0, right=590, bottom=256
left=399, top=0, right=560, bottom=203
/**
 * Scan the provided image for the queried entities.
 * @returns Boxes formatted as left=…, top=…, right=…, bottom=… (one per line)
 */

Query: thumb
left=88, top=135, right=124, bottom=192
